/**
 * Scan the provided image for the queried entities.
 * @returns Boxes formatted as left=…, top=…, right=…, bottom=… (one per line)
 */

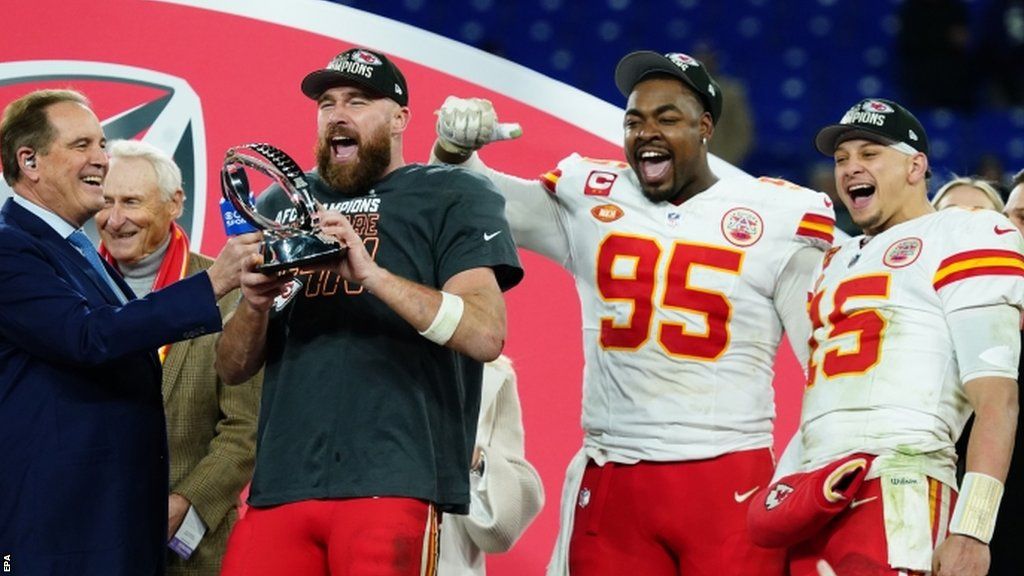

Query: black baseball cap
left=301, top=47, right=408, bottom=106
left=815, top=98, right=928, bottom=157
left=614, top=51, right=723, bottom=125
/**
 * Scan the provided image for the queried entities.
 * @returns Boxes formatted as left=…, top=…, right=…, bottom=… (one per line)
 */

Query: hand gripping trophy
left=221, top=143, right=345, bottom=273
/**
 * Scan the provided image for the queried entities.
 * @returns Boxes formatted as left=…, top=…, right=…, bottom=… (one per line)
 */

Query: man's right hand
left=435, top=96, right=522, bottom=158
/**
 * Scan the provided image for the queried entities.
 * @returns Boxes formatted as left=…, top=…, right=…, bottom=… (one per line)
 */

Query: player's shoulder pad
left=933, top=207, right=1024, bottom=253
left=929, top=208, right=1024, bottom=292
left=738, top=176, right=836, bottom=248
left=541, top=153, right=632, bottom=195
left=749, top=176, right=835, bottom=210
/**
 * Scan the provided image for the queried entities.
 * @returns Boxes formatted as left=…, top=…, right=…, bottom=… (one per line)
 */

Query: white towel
left=881, top=471, right=933, bottom=571
left=545, top=448, right=589, bottom=576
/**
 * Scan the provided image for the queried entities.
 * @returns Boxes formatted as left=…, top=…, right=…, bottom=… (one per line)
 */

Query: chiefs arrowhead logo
left=883, top=237, right=923, bottom=268
left=350, top=49, right=383, bottom=66
left=764, top=482, right=794, bottom=510
left=863, top=100, right=894, bottom=113
left=721, top=207, right=764, bottom=247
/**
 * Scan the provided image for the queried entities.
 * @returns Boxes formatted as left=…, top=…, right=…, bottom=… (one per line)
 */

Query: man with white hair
left=97, top=139, right=261, bottom=576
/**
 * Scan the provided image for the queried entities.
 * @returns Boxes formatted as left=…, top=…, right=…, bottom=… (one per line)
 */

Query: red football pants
left=789, top=477, right=954, bottom=576
left=220, top=497, right=439, bottom=576
left=569, top=448, right=785, bottom=576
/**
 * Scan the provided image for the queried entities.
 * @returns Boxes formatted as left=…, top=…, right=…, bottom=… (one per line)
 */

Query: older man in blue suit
left=0, top=89, right=258, bottom=575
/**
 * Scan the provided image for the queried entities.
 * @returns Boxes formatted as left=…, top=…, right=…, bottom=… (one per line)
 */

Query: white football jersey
left=517, top=154, right=834, bottom=461
left=799, top=208, right=1024, bottom=486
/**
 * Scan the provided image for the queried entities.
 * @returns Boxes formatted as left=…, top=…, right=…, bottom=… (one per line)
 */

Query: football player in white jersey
left=431, top=51, right=835, bottom=576
left=748, top=98, right=1023, bottom=576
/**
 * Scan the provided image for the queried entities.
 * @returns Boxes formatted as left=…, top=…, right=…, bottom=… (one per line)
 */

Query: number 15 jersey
left=520, top=154, right=835, bottom=462
left=800, top=208, right=1024, bottom=486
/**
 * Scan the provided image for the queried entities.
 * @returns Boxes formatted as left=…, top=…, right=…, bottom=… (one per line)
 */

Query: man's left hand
left=933, top=534, right=990, bottom=576
left=317, top=210, right=383, bottom=289
left=167, top=492, right=191, bottom=541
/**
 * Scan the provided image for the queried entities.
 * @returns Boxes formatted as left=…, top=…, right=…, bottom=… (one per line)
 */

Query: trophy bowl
left=221, top=143, right=345, bottom=274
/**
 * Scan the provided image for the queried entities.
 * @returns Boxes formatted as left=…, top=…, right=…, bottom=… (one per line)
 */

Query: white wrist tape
left=419, top=291, right=464, bottom=346
left=950, top=472, right=1004, bottom=543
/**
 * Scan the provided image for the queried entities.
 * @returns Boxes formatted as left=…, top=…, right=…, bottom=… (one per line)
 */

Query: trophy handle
left=221, top=143, right=321, bottom=234
left=220, top=143, right=346, bottom=274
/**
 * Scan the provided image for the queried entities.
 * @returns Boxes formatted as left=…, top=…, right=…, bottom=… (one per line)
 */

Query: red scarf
left=100, top=221, right=191, bottom=363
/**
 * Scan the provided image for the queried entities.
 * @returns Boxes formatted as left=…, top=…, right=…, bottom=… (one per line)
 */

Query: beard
left=639, top=182, right=676, bottom=204
left=316, top=123, right=391, bottom=196
left=626, top=150, right=682, bottom=204
left=631, top=167, right=681, bottom=204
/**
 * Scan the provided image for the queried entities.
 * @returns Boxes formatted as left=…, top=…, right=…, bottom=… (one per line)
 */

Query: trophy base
left=259, top=233, right=347, bottom=274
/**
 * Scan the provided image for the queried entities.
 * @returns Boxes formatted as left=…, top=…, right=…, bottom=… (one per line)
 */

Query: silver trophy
left=221, top=143, right=345, bottom=274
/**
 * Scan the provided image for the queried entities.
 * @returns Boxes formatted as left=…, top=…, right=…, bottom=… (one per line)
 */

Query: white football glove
left=435, top=96, right=522, bottom=155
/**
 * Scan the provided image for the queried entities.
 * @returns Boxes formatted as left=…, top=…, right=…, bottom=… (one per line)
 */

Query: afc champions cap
left=301, top=47, right=409, bottom=106
left=614, top=51, right=723, bottom=125
left=815, top=98, right=929, bottom=157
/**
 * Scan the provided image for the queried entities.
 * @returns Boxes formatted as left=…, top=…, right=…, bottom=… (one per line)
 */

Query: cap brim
left=300, top=69, right=384, bottom=100
left=615, top=51, right=698, bottom=98
left=814, top=125, right=897, bottom=156
left=815, top=124, right=931, bottom=178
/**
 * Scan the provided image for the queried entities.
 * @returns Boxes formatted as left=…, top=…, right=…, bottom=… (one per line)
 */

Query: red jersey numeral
left=596, top=234, right=743, bottom=359
left=808, top=274, right=890, bottom=386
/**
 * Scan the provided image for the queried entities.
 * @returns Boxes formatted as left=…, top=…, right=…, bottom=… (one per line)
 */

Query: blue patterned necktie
left=67, top=230, right=127, bottom=304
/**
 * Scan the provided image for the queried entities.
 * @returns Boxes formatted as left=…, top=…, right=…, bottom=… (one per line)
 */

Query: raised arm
left=430, top=96, right=570, bottom=263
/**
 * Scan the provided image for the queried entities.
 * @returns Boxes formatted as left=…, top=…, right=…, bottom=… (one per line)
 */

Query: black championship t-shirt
left=249, top=164, right=522, bottom=514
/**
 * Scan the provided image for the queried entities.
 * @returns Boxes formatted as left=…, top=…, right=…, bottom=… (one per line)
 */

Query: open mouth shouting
left=845, top=182, right=875, bottom=211
left=636, top=147, right=673, bottom=188
left=330, top=134, right=358, bottom=163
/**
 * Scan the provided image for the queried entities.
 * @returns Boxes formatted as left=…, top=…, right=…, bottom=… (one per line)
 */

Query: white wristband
left=419, top=291, right=464, bottom=345
left=950, top=471, right=1004, bottom=543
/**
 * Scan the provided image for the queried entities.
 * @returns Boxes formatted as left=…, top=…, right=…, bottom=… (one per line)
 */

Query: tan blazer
left=163, top=252, right=261, bottom=576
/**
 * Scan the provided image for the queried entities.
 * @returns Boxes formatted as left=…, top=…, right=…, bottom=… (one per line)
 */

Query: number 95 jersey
left=800, top=208, right=1024, bottom=486
left=534, top=154, right=834, bottom=462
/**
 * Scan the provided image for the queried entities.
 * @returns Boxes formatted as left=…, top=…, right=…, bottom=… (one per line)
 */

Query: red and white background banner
left=0, top=1, right=802, bottom=573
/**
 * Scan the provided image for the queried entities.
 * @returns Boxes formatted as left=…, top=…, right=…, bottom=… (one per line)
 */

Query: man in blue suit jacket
left=0, top=89, right=258, bottom=575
